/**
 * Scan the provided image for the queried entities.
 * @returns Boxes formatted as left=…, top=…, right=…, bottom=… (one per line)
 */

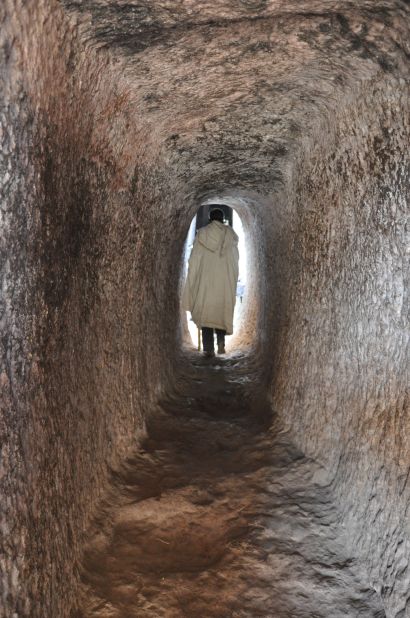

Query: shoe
left=217, top=344, right=225, bottom=355
left=203, top=351, right=215, bottom=358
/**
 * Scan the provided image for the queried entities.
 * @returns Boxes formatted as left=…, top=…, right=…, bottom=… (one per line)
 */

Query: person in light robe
left=183, top=208, right=239, bottom=357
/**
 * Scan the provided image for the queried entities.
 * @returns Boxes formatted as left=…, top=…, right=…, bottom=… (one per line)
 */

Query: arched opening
left=181, top=201, right=250, bottom=354
left=177, top=188, right=281, bottom=365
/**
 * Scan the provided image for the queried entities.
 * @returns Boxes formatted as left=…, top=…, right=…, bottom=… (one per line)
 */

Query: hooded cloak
left=182, top=221, right=239, bottom=335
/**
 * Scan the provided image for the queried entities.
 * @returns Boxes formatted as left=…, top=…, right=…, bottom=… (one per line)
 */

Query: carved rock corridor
left=1, top=1, right=409, bottom=617
left=77, top=353, right=386, bottom=617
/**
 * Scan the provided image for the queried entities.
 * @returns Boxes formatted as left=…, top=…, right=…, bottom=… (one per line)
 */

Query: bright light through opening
left=183, top=208, right=248, bottom=349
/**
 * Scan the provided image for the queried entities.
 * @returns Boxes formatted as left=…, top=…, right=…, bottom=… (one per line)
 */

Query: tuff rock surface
left=0, top=1, right=409, bottom=617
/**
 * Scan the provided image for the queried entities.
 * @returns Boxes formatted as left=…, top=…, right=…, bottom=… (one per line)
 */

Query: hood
left=197, top=221, right=238, bottom=256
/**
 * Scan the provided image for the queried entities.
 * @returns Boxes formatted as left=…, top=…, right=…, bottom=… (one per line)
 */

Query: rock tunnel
left=1, top=1, right=409, bottom=616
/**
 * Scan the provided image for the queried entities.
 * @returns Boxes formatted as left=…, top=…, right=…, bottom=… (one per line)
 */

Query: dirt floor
left=75, top=351, right=385, bottom=618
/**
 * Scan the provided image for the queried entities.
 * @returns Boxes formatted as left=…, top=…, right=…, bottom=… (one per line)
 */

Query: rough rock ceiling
left=62, top=0, right=409, bottom=55
left=60, top=0, right=409, bottom=199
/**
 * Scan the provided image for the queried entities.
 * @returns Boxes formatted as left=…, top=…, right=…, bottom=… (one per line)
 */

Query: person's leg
left=216, top=329, right=226, bottom=354
left=202, top=327, right=215, bottom=355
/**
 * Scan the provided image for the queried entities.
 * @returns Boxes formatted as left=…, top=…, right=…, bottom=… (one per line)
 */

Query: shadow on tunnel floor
left=73, top=352, right=386, bottom=618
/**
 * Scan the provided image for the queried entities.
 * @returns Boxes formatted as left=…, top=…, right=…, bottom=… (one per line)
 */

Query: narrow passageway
left=76, top=352, right=385, bottom=618
left=2, top=3, right=410, bottom=616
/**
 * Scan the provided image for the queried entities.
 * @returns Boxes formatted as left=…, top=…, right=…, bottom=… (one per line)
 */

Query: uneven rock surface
left=1, top=1, right=409, bottom=617
left=76, top=353, right=385, bottom=618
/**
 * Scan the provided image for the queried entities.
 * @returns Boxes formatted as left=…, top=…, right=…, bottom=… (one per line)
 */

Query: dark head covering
left=209, top=208, right=224, bottom=223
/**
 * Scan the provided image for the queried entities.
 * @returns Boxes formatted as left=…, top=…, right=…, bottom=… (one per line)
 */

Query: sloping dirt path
left=76, top=352, right=385, bottom=618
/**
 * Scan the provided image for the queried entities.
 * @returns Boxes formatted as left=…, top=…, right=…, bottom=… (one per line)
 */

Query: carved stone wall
left=270, top=82, right=410, bottom=615
left=1, top=3, right=184, bottom=614
left=1, top=1, right=409, bottom=616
